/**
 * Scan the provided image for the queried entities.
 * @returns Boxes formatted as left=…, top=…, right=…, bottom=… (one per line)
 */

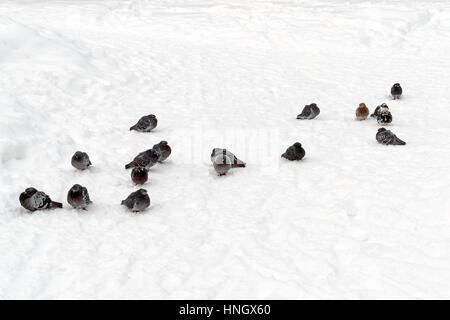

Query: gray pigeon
left=376, top=128, right=406, bottom=145
left=391, top=83, right=402, bottom=100
left=121, top=189, right=150, bottom=212
left=282, top=142, right=305, bottom=161
left=131, top=167, right=148, bottom=185
left=213, top=151, right=232, bottom=176
left=71, top=151, right=91, bottom=170
left=125, top=149, right=159, bottom=169
left=152, top=141, right=171, bottom=162
left=210, top=148, right=246, bottom=168
left=19, top=187, right=63, bottom=212
left=297, top=103, right=320, bottom=120
left=130, top=114, right=157, bottom=132
left=67, top=184, right=92, bottom=210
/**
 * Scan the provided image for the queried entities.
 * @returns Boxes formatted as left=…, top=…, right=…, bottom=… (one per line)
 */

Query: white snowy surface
left=1, top=0, right=450, bottom=299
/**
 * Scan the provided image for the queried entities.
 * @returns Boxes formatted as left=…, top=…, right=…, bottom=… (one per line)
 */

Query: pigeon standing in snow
left=282, top=142, right=305, bottom=161
left=152, top=141, right=171, bottom=162
left=212, top=150, right=232, bottom=176
left=297, top=103, right=320, bottom=120
left=391, top=83, right=402, bottom=100
left=67, top=184, right=92, bottom=210
left=121, top=189, right=150, bottom=212
left=131, top=167, right=148, bottom=185
left=130, top=115, right=158, bottom=132
left=125, top=149, right=159, bottom=169
left=355, top=103, right=369, bottom=120
left=19, top=187, right=63, bottom=212
left=210, top=148, right=246, bottom=168
left=71, top=151, right=92, bottom=170
left=376, top=128, right=406, bottom=145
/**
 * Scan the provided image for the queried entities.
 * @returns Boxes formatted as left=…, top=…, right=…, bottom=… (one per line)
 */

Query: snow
left=1, top=0, right=450, bottom=299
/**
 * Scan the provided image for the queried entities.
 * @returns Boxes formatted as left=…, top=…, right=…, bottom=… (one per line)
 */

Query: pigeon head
left=379, top=104, right=389, bottom=112
left=70, top=184, right=82, bottom=193
left=24, top=187, right=37, bottom=195
left=158, top=141, right=168, bottom=146
left=359, top=103, right=366, bottom=107
left=73, top=151, right=84, bottom=159
left=20, top=188, right=37, bottom=201
left=148, top=114, right=156, bottom=119
left=138, top=189, right=148, bottom=196
left=393, top=83, right=400, bottom=87
left=378, top=128, right=387, bottom=132
left=211, top=148, right=221, bottom=158
left=310, top=103, right=317, bottom=107
left=293, top=142, right=302, bottom=148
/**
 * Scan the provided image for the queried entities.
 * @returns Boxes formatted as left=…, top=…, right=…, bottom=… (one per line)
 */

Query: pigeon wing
left=32, top=192, right=50, bottom=209
left=297, top=106, right=311, bottom=119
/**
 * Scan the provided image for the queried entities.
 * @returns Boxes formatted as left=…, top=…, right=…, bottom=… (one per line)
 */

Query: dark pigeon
left=131, top=167, right=148, bottom=185
left=125, top=149, right=159, bottom=169
left=121, top=189, right=150, bottom=212
left=19, top=187, right=63, bottom=212
left=130, top=114, right=157, bottom=132
left=282, top=142, right=305, bottom=161
left=67, top=184, right=91, bottom=210
left=297, top=103, right=320, bottom=120
left=152, top=141, right=171, bottom=162
left=376, top=128, right=406, bottom=145
left=210, top=148, right=245, bottom=168
left=391, top=83, right=402, bottom=100
left=71, top=151, right=91, bottom=170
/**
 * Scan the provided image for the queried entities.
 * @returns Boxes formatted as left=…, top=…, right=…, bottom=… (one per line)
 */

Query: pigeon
left=377, top=109, right=392, bottom=125
left=371, top=103, right=389, bottom=118
left=152, top=141, right=171, bottom=162
left=19, top=187, right=63, bottom=212
left=131, top=167, right=148, bottom=185
left=121, top=189, right=150, bottom=212
left=71, top=151, right=91, bottom=170
left=297, top=103, right=320, bottom=120
left=213, top=150, right=232, bottom=176
left=130, top=114, right=157, bottom=132
left=282, top=142, right=305, bottom=161
left=355, top=103, right=369, bottom=120
left=67, top=184, right=91, bottom=210
left=391, top=83, right=402, bottom=100
left=125, top=149, right=159, bottom=169
left=210, top=148, right=246, bottom=168
left=376, top=128, right=406, bottom=145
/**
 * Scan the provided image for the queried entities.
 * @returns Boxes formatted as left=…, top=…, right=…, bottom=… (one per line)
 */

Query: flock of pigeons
left=19, top=115, right=170, bottom=213
left=210, top=83, right=405, bottom=173
left=18, top=83, right=405, bottom=213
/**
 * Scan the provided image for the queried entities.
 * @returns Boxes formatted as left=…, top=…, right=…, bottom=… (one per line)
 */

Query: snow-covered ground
left=1, top=0, right=450, bottom=299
